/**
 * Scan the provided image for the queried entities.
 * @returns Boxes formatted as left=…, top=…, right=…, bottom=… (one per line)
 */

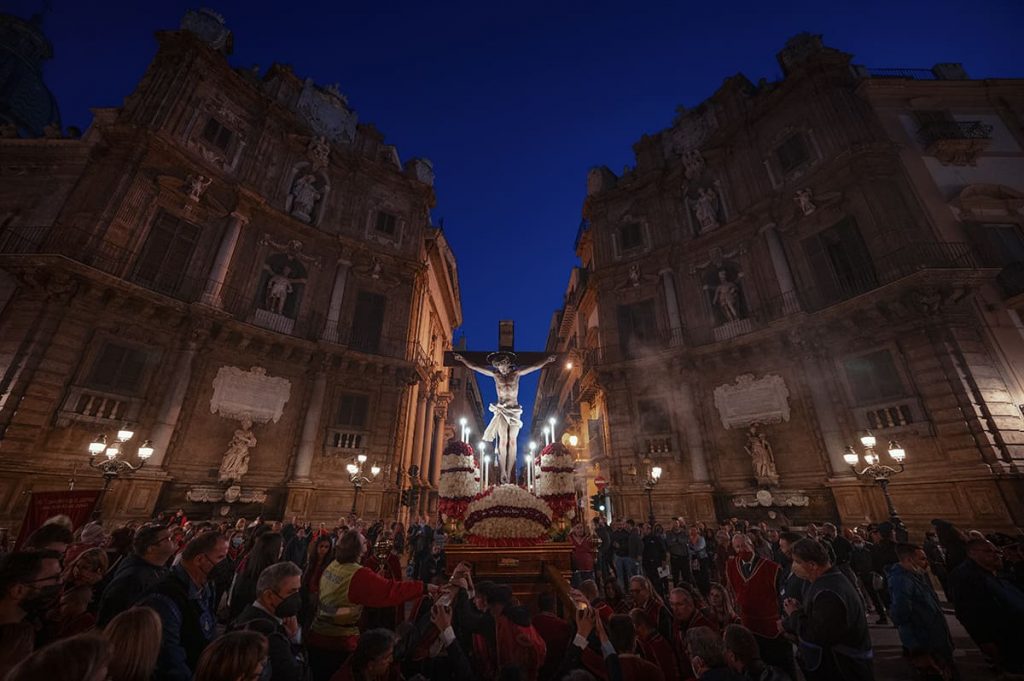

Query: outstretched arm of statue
left=451, top=353, right=495, bottom=377
left=518, top=354, right=559, bottom=376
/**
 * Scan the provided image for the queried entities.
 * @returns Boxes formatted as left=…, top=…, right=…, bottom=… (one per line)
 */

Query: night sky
left=13, top=0, right=1024, bottom=450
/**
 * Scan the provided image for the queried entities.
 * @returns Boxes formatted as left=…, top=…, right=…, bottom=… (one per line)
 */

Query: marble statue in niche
left=794, top=188, right=816, bottom=215
left=184, top=174, right=212, bottom=202
left=290, top=174, right=322, bottom=223
left=712, top=270, right=740, bottom=322
left=745, top=423, right=779, bottom=486
left=695, top=187, right=720, bottom=232
left=219, top=416, right=256, bottom=483
left=260, top=253, right=308, bottom=318
left=703, top=263, right=746, bottom=325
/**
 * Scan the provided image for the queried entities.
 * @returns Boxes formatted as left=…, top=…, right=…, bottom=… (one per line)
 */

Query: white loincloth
left=483, top=402, right=523, bottom=442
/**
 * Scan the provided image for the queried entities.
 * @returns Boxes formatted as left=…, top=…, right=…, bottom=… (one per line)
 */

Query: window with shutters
left=617, top=299, right=659, bottom=359
left=133, top=212, right=200, bottom=297
left=201, top=117, right=235, bottom=152
left=775, top=133, right=810, bottom=174
left=375, top=211, right=398, bottom=237
left=800, top=217, right=877, bottom=306
left=351, top=291, right=386, bottom=353
left=335, top=393, right=369, bottom=428
left=619, top=223, right=644, bottom=251
left=86, top=342, right=147, bottom=395
left=842, top=349, right=906, bottom=405
left=637, top=399, right=671, bottom=433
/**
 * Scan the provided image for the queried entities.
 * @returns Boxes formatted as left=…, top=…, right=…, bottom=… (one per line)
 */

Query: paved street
left=869, top=605, right=993, bottom=681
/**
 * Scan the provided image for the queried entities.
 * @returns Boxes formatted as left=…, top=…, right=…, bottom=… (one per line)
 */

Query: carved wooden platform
left=445, top=542, right=572, bottom=607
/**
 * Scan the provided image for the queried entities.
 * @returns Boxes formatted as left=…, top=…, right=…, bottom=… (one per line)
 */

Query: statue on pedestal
left=219, top=416, right=257, bottom=483
left=290, top=174, right=321, bottom=222
left=713, top=270, right=740, bottom=322
left=745, top=424, right=779, bottom=486
left=263, top=265, right=306, bottom=315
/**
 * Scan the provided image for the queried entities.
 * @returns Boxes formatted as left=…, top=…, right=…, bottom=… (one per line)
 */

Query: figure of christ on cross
left=451, top=350, right=557, bottom=484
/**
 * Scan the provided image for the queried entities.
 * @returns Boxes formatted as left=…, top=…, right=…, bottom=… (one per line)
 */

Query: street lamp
left=86, top=427, right=154, bottom=519
left=347, top=455, right=383, bottom=514
left=843, top=432, right=907, bottom=533
left=630, top=458, right=663, bottom=524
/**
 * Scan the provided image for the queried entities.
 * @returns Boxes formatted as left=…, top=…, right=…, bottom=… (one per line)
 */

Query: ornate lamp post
left=843, top=432, right=907, bottom=533
left=630, top=458, right=662, bottom=524
left=87, top=427, right=154, bottom=519
left=346, top=454, right=382, bottom=515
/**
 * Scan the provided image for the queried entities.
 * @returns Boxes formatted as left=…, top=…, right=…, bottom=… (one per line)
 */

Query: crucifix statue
left=447, top=321, right=557, bottom=484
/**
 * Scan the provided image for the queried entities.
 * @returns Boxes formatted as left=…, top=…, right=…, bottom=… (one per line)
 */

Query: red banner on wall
left=14, top=490, right=101, bottom=549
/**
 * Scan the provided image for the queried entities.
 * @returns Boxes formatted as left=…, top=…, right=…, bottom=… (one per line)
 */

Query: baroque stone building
left=0, top=10, right=463, bottom=527
left=533, top=35, right=1024, bottom=534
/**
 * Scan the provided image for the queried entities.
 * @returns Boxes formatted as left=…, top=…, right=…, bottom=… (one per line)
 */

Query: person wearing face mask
left=726, top=534, right=795, bottom=680
left=0, top=549, right=63, bottom=676
left=140, top=531, right=228, bottom=681
left=97, top=524, right=174, bottom=626
left=232, top=561, right=308, bottom=681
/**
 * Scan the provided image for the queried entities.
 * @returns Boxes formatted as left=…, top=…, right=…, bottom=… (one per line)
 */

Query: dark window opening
left=375, top=211, right=398, bottom=237
left=776, top=133, right=810, bottom=174
left=201, top=117, right=235, bottom=152
left=972, top=223, right=1024, bottom=267
left=800, top=217, right=877, bottom=305
left=335, top=393, right=369, bottom=428
left=637, top=398, right=672, bottom=433
left=620, top=223, right=643, bottom=251
left=843, top=349, right=905, bottom=404
left=87, top=343, right=147, bottom=394
left=351, top=291, right=386, bottom=353
left=617, top=299, right=659, bottom=359
left=133, top=212, right=200, bottom=297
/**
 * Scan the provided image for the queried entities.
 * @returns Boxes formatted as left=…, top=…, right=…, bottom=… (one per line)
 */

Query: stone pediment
left=296, top=79, right=358, bottom=144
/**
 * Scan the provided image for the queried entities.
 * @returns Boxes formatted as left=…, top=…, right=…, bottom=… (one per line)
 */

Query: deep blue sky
left=15, top=0, right=1024, bottom=450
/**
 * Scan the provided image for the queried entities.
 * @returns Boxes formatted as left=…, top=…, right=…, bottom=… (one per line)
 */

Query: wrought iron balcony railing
left=918, top=120, right=994, bottom=147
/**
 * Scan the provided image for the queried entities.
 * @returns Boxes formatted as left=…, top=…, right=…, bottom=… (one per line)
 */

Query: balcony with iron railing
left=917, top=120, right=994, bottom=166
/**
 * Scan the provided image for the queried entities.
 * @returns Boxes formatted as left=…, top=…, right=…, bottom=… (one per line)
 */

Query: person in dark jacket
left=281, top=524, right=309, bottom=569
left=231, top=561, right=308, bottom=681
left=686, top=625, right=744, bottom=680
left=887, top=543, right=956, bottom=680
left=868, top=524, right=897, bottom=625
left=96, top=524, right=175, bottom=626
left=641, top=523, right=668, bottom=596
left=229, top=532, right=283, bottom=620
left=949, top=538, right=1024, bottom=673
left=724, top=623, right=792, bottom=681
left=783, top=539, right=873, bottom=681
left=140, top=531, right=228, bottom=681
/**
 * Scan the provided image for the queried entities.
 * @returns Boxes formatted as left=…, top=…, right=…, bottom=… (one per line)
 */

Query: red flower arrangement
left=438, top=441, right=479, bottom=520
left=536, top=443, right=577, bottom=519
left=463, top=485, right=553, bottom=546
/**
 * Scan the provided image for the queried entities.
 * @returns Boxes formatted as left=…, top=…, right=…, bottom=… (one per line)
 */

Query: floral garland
left=438, top=441, right=479, bottom=520
left=464, top=484, right=552, bottom=545
left=535, top=443, right=577, bottom=518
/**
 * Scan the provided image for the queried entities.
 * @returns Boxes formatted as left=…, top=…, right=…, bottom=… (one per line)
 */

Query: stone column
left=400, top=382, right=420, bottom=479
left=320, top=259, right=351, bottom=343
left=292, top=367, right=329, bottom=481
left=200, top=211, right=248, bottom=307
left=801, top=355, right=853, bottom=475
left=147, top=339, right=200, bottom=467
left=677, top=381, right=710, bottom=482
left=660, top=268, right=684, bottom=344
left=417, top=394, right=437, bottom=474
left=762, top=224, right=800, bottom=314
left=430, top=410, right=446, bottom=485
left=410, top=391, right=428, bottom=479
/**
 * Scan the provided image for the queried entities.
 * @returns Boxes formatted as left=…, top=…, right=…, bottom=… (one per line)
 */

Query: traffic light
left=589, top=492, right=607, bottom=513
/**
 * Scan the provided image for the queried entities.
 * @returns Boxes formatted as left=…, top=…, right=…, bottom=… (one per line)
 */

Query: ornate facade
left=0, top=10, right=462, bottom=527
left=534, top=35, right=1024, bottom=533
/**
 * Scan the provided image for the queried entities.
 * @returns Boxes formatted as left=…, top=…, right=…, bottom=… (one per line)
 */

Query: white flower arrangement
left=464, top=484, right=553, bottom=542
left=535, top=445, right=576, bottom=497
left=438, top=452, right=478, bottom=499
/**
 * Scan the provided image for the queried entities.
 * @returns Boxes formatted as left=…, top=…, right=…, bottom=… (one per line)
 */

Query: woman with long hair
left=63, top=547, right=109, bottom=590
left=707, top=582, right=739, bottom=627
left=194, top=630, right=269, bottom=681
left=228, top=531, right=283, bottom=620
left=602, top=577, right=629, bottom=614
left=302, top=535, right=334, bottom=627
left=331, top=628, right=400, bottom=681
left=6, top=633, right=110, bottom=681
left=103, top=607, right=162, bottom=681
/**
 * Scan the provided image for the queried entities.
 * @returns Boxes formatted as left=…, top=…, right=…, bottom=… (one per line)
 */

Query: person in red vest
left=627, top=575, right=672, bottom=639
left=532, top=591, right=571, bottom=681
left=631, top=608, right=679, bottom=681
left=726, top=533, right=795, bottom=680
left=668, top=587, right=719, bottom=679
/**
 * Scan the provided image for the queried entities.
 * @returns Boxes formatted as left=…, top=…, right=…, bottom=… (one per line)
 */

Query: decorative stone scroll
left=187, top=484, right=268, bottom=504
left=732, top=489, right=809, bottom=508
left=210, top=366, right=292, bottom=424
left=713, top=374, right=790, bottom=430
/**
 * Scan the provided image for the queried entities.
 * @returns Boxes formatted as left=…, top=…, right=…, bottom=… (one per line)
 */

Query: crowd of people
left=0, top=508, right=1021, bottom=681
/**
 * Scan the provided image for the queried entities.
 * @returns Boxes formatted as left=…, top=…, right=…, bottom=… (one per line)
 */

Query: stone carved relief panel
left=209, top=366, right=292, bottom=424
left=713, top=374, right=791, bottom=430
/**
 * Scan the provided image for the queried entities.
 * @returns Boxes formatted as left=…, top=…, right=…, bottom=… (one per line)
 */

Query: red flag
left=14, top=490, right=101, bottom=549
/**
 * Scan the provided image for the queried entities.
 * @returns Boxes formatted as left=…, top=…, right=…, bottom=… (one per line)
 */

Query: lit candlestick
left=528, top=441, right=537, bottom=493
left=459, top=417, right=467, bottom=443
left=483, top=454, right=491, bottom=489
left=543, top=426, right=550, bottom=446
left=549, top=416, right=557, bottom=445
left=525, top=454, right=533, bottom=492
